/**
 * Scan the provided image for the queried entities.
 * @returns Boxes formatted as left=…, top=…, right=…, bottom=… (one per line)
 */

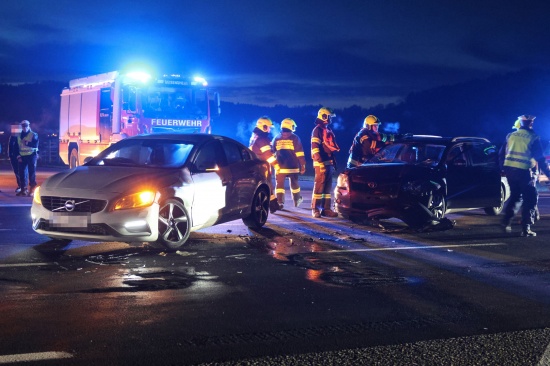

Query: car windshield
left=369, top=142, right=446, bottom=166
left=89, top=139, right=194, bottom=168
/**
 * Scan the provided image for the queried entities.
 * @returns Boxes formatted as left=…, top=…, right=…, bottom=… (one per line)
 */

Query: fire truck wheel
left=157, top=199, right=191, bottom=250
left=69, top=148, right=79, bottom=169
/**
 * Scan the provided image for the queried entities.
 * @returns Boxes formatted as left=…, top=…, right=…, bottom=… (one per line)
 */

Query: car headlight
left=33, top=186, right=41, bottom=205
left=113, top=191, right=156, bottom=210
left=336, top=173, right=349, bottom=189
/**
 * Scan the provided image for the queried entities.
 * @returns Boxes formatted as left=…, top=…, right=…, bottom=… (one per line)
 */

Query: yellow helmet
left=512, top=120, right=521, bottom=130
left=364, top=115, right=381, bottom=127
left=256, top=116, right=273, bottom=132
left=317, top=107, right=335, bottom=123
left=281, top=118, right=297, bottom=132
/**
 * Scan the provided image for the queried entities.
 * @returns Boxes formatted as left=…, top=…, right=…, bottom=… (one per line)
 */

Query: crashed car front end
left=334, top=163, right=446, bottom=227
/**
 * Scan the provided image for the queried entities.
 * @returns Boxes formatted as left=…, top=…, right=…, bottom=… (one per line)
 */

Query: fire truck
left=59, top=71, right=220, bottom=168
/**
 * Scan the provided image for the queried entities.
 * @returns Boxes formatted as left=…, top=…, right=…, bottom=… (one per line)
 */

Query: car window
left=221, top=139, right=244, bottom=165
left=92, top=139, right=193, bottom=168
left=446, top=145, right=467, bottom=166
left=193, top=140, right=227, bottom=171
left=468, top=143, right=498, bottom=167
left=371, top=143, right=445, bottom=166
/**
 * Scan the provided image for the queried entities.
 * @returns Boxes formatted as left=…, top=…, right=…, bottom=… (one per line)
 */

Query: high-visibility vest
left=503, top=129, right=538, bottom=170
left=18, top=132, right=38, bottom=156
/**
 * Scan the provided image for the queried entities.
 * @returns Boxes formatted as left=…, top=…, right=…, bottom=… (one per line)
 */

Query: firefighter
left=272, top=118, right=306, bottom=209
left=347, top=115, right=400, bottom=168
left=16, top=120, right=39, bottom=197
left=8, top=124, right=23, bottom=193
left=499, top=115, right=550, bottom=237
left=310, top=107, right=340, bottom=218
left=249, top=116, right=281, bottom=213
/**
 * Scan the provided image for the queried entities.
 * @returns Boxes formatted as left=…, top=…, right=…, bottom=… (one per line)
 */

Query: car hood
left=39, top=166, right=179, bottom=198
left=349, top=162, right=436, bottom=181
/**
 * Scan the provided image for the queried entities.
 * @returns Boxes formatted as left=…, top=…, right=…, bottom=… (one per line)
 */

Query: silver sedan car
left=31, top=134, right=272, bottom=249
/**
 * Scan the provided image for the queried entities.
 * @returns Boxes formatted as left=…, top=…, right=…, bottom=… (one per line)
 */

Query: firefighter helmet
left=317, top=107, right=335, bottom=123
left=281, top=118, right=297, bottom=132
left=364, top=115, right=381, bottom=128
left=512, top=120, right=521, bottom=130
left=256, top=116, right=273, bottom=132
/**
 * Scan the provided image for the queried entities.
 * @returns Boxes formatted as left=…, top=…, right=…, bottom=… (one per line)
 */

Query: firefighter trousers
left=312, top=165, right=334, bottom=211
left=503, top=167, right=538, bottom=227
left=275, top=173, right=302, bottom=206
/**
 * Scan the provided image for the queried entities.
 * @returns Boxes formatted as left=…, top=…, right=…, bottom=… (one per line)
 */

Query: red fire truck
left=59, top=71, right=220, bottom=168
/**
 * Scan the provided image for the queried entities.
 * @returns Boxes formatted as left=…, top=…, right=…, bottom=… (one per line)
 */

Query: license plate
left=52, top=213, right=90, bottom=228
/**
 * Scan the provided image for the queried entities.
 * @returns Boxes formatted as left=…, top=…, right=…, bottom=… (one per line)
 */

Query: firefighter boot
left=294, top=195, right=303, bottom=208
left=321, top=209, right=338, bottom=218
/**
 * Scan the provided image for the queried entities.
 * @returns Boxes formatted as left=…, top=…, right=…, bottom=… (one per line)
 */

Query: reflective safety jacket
left=501, top=127, right=550, bottom=177
left=249, top=127, right=278, bottom=168
left=311, top=120, right=340, bottom=168
left=272, top=130, right=306, bottom=174
left=347, top=128, right=396, bottom=167
left=17, top=130, right=39, bottom=157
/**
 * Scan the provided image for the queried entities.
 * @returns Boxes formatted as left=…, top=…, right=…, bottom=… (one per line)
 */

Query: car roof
left=401, top=135, right=491, bottom=145
left=125, top=133, right=243, bottom=145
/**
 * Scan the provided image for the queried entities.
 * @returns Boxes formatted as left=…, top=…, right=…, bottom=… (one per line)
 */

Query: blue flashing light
left=193, top=76, right=208, bottom=86
left=126, top=71, right=152, bottom=83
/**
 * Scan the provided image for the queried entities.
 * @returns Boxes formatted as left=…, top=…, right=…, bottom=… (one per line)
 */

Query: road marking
left=324, top=242, right=505, bottom=253
left=0, top=263, right=54, bottom=268
left=0, top=351, right=73, bottom=363
left=538, top=340, right=550, bottom=366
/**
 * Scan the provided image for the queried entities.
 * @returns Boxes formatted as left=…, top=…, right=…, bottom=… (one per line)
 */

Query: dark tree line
left=1, top=68, right=549, bottom=170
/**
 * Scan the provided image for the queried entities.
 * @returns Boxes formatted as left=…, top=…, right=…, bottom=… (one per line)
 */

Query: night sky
left=1, top=0, right=549, bottom=108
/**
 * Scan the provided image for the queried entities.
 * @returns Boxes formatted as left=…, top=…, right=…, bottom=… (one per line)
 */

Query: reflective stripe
left=295, top=151, right=305, bottom=157
left=311, top=137, right=321, bottom=143
left=311, top=148, right=320, bottom=154
left=291, top=188, right=301, bottom=194
left=275, top=188, right=285, bottom=194
left=279, top=168, right=300, bottom=174
left=313, top=161, right=324, bottom=167
left=260, top=145, right=272, bottom=153
left=267, top=156, right=277, bottom=164
left=313, top=194, right=323, bottom=199
left=275, top=140, right=294, bottom=150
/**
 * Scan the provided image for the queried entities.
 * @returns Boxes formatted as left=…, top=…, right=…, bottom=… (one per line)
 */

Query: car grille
left=350, top=180, right=400, bottom=196
left=35, top=219, right=113, bottom=236
left=41, top=196, right=107, bottom=213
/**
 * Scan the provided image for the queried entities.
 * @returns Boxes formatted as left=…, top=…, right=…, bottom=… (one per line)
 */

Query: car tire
left=157, top=199, right=191, bottom=249
left=428, top=193, right=446, bottom=219
left=243, top=188, right=269, bottom=228
left=484, top=184, right=506, bottom=215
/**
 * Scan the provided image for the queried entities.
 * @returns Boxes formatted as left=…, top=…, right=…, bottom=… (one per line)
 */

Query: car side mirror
left=196, top=161, right=219, bottom=172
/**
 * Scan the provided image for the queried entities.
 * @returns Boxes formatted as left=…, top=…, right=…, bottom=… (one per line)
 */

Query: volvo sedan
left=31, top=134, right=272, bottom=249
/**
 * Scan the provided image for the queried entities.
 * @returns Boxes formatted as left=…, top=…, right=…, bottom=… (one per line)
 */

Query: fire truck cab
left=59, top=71, right=220, bottom=168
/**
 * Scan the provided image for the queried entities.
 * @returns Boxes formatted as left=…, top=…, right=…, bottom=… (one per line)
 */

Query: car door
left=220, top=139, right=258, bottom=215
left=464, top=142, right=501, bottom=208
left=189, top=140, right=233, bottom=228
left=445, top=143, right=475, bottom=209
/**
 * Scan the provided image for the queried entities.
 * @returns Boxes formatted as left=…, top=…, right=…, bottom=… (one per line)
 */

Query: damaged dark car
left=334, top=136, right=510, bottom=230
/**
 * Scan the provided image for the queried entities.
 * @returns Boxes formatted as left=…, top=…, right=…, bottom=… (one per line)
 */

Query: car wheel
left=428, top=192, right=446, bottom=219
left=243, top=188, right=269, bottom=228
left=157, top=199, right=191, bottom=249
left=484, top=184, right=506, bottom=215
left=69, top=148, right=79, bottom=169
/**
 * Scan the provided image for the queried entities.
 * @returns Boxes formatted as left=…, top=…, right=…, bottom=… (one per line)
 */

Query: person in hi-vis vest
left=16, top=120, right=39, bottom=197
left=499, top=115, right=550, bottom=237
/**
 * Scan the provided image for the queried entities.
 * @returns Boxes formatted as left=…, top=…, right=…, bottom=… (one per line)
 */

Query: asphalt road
left=0, top=164, right=549, bottom=365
